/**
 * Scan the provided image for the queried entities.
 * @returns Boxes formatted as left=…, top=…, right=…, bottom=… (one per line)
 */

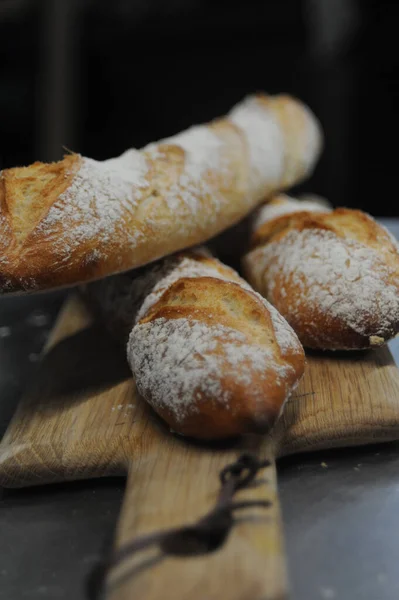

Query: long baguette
left=0, top=94, right=322, bottom=294
left=84, top=248, right=305, bottom=439
left=243, top=194, right=399, bottom=350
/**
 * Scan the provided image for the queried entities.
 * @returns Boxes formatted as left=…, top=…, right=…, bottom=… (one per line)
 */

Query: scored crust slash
left=243, top=194, right=399, bottom=350
left=0, top=94, right=322, bottom=293
left=1, top=90, right=399, bottom=600
left=83, top=247, right=305, bottom=439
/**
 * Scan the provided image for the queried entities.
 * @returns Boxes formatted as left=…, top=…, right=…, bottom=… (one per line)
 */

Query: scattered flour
left=150, top=127, right=224, bottom=181
left=129, top=317, right=292, bottom=422
left=125, top=249, right=300, bottom=357
left=253, top=228, right=399, bottom=338
left=89, top=247, right=303, bottom=421
left=121, top=250, right=301, bottom=421
left=136, top=251, right=239, bottom=321
left=253, top=195, right=330, bottom=230
left=39, top=151, right=149, bottom=259
left=229, top=96, right=284, bottom=195
left=145, top=126, right=227, bottom=219
left=266, top=300, right=302, bottom=352
left=132, top=248, right=300, bottom=355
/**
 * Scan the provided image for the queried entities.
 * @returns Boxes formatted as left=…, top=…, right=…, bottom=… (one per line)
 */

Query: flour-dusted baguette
left=84, top=248, right=305, bottom=439
left=243, top=194, right=399, bottom=350
left=0, top=94, right=322, bottom=294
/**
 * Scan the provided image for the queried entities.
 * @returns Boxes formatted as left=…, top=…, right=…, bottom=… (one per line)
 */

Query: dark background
left=1, top=3, right=399, bottom=599
left=1, top=0, right=398, bottom=215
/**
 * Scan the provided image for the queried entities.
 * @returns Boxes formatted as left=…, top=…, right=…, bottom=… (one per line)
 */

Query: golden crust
left=0, top=154, right=82, bottom=292
left=134, top=276, right=304, bottom=439
left=265, top=95, right=323, bottom=188
left=244, top=201, right=399, bottom=350
left=84, top=249, right=305, bottom=439
left=0, top=94, right=322, bottom=294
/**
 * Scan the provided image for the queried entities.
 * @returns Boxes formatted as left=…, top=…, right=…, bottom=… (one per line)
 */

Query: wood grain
left=1, top=295, right=398, bottom=486
left=275, top=347, right=399, bottom=457
left=107, top=439, right=286, bottom=600
left=0, top=296, right=289, bottom=599
left=1, top=295, right=399, bottom=600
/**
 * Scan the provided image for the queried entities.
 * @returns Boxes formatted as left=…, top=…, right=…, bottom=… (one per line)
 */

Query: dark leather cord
left=87, top=453, right=271, bottom=599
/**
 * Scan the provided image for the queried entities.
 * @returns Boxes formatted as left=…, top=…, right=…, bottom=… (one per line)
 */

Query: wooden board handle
left=106, top=437, right=287, bottom=600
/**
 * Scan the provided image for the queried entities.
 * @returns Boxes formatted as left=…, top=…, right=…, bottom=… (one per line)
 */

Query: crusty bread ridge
left=84, top=248, right=305, bottom=439
left=0, top=94, right=322, bottom=294
left=243, top=194, right=399, bottom=350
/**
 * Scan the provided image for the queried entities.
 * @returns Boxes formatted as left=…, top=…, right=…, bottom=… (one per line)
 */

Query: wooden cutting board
left=1, top=294, right=399, bottom=600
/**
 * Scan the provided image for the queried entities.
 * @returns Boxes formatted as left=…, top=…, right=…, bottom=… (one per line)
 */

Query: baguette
left=84, top=248, right=305, bottom=439
left=0, top=94, right=322, bottom=294
left=243, top=194, right=399, bottom=350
